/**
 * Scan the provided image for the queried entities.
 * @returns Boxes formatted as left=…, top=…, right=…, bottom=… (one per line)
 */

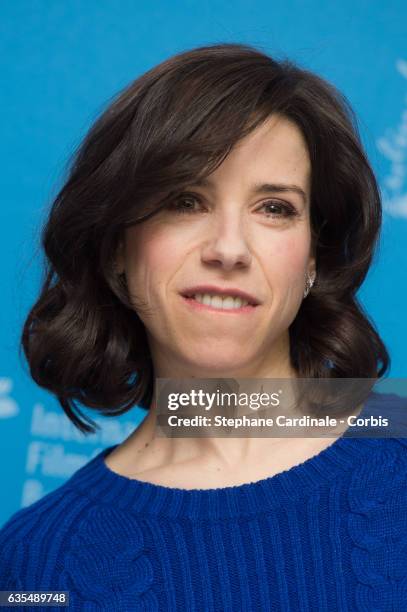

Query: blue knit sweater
left=1, top=409, right=407, bottom=610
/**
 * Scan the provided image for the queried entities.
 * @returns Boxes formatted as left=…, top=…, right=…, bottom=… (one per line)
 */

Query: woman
left=1, top=42, right=406, bottom=611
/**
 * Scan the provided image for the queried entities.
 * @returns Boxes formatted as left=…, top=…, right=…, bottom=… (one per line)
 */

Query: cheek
left=124, top=225, right=185, bottom=289
left=262, top=232, right=310, bottom=286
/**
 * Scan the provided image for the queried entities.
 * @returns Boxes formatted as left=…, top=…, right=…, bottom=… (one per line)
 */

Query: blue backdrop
left=1, top=0, right=406, bottom=527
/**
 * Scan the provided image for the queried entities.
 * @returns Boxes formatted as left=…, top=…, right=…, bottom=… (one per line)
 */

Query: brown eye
left=260, top=200, right=298, bottom=218
left=169, top=194, right=203, bottom=214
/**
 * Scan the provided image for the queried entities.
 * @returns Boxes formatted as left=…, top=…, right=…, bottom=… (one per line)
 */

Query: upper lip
left=181, top=285, right=261, bottom=306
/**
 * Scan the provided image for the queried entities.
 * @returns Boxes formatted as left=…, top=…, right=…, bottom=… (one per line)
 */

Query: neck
left=126, top=355, right=315, bottom=474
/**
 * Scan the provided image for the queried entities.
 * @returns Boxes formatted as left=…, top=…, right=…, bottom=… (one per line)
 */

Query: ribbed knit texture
left=1, top=395, right=407, bottom=611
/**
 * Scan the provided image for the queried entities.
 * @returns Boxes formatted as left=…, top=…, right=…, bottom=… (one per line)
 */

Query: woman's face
left=117, top=114, right=315, bottom=377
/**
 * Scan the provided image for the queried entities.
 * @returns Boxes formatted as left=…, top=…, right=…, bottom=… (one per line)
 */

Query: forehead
left=208, top=114, right=311, bottom=189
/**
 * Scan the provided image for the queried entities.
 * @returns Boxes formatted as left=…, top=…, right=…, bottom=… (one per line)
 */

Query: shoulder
left=345, top=437, right=407, bottom=508
left=357, top=436, right=407, bottom=473
left=0, top=478, right=153, bottom=606
left=372, top=436, right=407, bottom=461
left=353, top=389, right=407, bottom=476
left=343, top=437, right=407, bottom=604
left=387, top=437, right=407, bottom=453
left=0, top=480, right=97, bottom=591
left=0, top=446, right=113, bottom=564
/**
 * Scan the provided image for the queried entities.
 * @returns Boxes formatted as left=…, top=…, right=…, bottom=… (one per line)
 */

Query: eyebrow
left=190, top=177, right=308, bottom=205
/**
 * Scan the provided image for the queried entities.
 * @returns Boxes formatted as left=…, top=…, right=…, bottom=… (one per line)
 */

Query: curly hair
left=20, top=42, right=390, bottom=434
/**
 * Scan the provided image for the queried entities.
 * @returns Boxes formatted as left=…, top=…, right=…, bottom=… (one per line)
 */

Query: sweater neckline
left=67, top=399, right=383, bottom=519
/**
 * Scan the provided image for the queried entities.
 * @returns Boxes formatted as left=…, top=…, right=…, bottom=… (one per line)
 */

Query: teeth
left=192, top=293, right=250, bottom=309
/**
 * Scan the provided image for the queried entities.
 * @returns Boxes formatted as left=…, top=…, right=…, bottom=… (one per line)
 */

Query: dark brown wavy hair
left=20, top=42, right=390, bottom=434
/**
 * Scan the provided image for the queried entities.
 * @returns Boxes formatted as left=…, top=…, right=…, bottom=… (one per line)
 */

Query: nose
left=200, top=211, right=252, bottom=271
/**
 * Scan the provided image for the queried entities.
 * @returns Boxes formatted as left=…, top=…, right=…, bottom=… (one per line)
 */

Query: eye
left=168, top=193, right=204, bottom=214
left=167, top=194, right=299, bottom=218
left=258, top=200, right=298, bottom=218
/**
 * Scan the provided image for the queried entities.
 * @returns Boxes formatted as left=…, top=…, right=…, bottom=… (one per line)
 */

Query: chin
left=184, top=353, right=253, bottom=376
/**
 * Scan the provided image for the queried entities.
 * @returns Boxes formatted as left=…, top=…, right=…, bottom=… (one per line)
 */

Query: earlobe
left=303, top=257, right=317, bottom=300
left=308, top=255, right=316, bottom=280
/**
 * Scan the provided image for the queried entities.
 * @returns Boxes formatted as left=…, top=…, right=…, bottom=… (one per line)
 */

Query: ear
left=308, top=254, right=316, bottom=280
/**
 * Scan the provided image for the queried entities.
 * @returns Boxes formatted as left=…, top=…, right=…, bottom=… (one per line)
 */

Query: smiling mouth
left=181, top=294, right=258, bottom=314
